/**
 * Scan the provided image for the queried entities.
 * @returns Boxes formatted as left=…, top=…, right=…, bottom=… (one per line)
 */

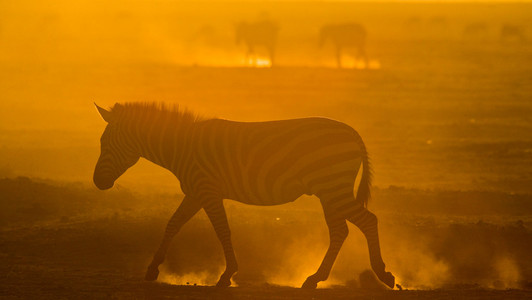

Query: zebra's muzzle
left=93, top=175, right=114, bottom=190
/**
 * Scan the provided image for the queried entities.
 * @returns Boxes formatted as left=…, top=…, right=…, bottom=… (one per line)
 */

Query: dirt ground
left=1, top=178, right=531, bottom=299
left=1, top=212, right=531, bottom=300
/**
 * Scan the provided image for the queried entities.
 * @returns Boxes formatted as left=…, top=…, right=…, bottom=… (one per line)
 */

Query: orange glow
left=247, top=57, right=272, bottom=68
left=1, top=0, right=531, bottom=297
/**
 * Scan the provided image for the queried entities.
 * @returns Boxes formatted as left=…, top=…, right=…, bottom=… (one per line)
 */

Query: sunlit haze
left=1, top=0, right=531, bottom=298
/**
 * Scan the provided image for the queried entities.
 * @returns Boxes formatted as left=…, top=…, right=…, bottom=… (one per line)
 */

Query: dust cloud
left=1, top=176, right=531, bottom=293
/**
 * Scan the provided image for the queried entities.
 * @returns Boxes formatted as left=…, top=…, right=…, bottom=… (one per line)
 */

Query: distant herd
left=234, top=21, right=370, bottom=68
left=229, top=18, right=527, bottom=68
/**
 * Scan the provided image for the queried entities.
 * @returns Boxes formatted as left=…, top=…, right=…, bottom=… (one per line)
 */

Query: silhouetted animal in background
left=463, top=22, right=488, bottom=40
left=235, top=21, right=279, bottom=66
left=93, top=102, right=395, bottom=290
left=319, top=23, right=368, bottom=68
left=404, top=16, right=422, bottom=29
left=500, top=24, right=525, bottom=41
left=428, top=16, right=447, bottom=30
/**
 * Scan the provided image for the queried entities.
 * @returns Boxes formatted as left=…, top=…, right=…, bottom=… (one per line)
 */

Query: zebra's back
left=190, top=117, right=366, bottom=206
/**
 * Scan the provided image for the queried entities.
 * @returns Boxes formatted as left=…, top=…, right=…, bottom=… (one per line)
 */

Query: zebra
left=500, top=24, right=525, bottom=42
left=463, top=22, right=488, bottom=41
left=319, top=23, right=368, bottom=69
left=235, top=20, right=279, bottom=67
left=93, top=102, right=395, bottom=289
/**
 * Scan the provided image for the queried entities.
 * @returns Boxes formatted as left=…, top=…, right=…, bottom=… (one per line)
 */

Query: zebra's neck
left=135, top=117, right=195, bottom=180
left=112, top=102, right=201, bottom=181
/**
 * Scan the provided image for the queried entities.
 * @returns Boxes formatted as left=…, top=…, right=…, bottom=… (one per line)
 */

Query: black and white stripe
left=93, top=102, right=395, bottom=289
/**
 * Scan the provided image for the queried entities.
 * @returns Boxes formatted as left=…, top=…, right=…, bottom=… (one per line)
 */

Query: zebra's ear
left=95, top=103, right=113, bottom=123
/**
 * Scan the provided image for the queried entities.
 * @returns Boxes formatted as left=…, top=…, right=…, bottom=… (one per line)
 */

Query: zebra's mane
left=110, top=102, right=205, bottom=126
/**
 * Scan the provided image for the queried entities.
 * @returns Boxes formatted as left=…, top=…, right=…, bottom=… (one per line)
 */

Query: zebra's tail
left=356, top=139, right=373, bottom=208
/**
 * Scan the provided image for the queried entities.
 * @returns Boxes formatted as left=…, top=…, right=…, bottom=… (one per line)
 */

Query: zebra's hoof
left=301, top=278, right=318, bottom=289
left=378, top=271, right=395, bottom=289
left=145, top=266, right=159, bottom=281
left=215, top=278, right=231, bottom=288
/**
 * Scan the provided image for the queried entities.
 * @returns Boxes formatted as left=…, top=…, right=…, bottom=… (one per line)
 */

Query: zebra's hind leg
left=358, top=47, right=369, bottom=69
left=204, top=200, right=238, bottom=287
left=348, top=209, right=395, bottom=288
left=145, top=196, right=202, bottom=281
left=336, top=46, right=343, bottom=68
left=268, top=46, right=275, bottom=67
left=302, top=203, right=349, bottom=289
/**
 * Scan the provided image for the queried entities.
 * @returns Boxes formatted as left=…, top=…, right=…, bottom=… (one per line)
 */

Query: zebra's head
left=93, top=103, right=140, bottom=190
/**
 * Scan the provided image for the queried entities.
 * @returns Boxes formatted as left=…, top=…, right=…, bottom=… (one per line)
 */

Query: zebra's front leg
left=145, top=196, right=202, bottom=281
left=302, top=208, right=348, bottom=289
left=336, top=46, right=343, bottom=68
left=204, top=200, right=238, bottom=287
left=246, top=47, right=255, bottom=66
left=348, top=209, right=395, bottom=288
left=268, top=46, right=275, bottom=67
left=358, top=47, right=369, bottom=69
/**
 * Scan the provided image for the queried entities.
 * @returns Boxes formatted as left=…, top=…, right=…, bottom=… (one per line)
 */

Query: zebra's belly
left=223, top=179, right=309, bottom=206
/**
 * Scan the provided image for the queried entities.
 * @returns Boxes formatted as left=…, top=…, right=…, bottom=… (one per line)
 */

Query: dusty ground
left=1, top=178, right=531, bottom=299
left=1, top=216, right=531, bottom=299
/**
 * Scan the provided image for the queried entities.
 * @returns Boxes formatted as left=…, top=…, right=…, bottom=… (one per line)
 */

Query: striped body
left=93, top=103, right=394, bottom=289
left=189, top=118, right=362, bottom=212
